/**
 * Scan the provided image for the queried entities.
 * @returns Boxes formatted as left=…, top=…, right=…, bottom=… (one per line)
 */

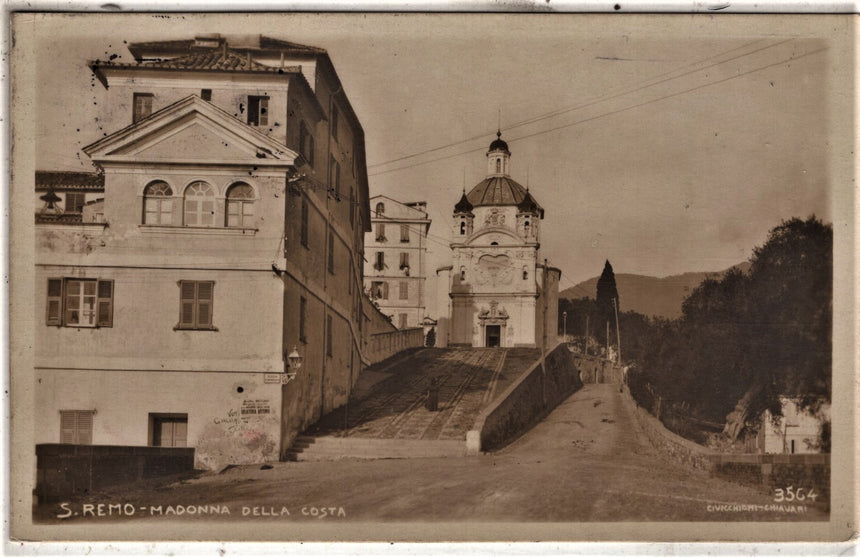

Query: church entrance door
left=486, top=325, right=501, bottom=347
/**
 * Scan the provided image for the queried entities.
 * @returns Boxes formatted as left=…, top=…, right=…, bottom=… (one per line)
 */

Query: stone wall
left=469, top=343, right=582, bottom=452
left=625, top=391, right=830, bottom=504
left=35, top=444, right=195, bottom=503
left=366, top=328, right=425, bottom=366
left=626, top=392, right=714, bottom=471
left=709, top=453, right=830, bottom=505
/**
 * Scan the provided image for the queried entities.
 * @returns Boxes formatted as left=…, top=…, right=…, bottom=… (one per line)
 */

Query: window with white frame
left=225, top=182, right=255, bottom=228
left=184, top=181, right=216, bottom=227
left=177, top=280, right=215, bottom=330
left=60, top=410, right=94, bottom=444
left=143, top=181, right=174, bottom=225
left=247, top=96, right=268, bottom=127
left=46, top=278, right=114, bottom=327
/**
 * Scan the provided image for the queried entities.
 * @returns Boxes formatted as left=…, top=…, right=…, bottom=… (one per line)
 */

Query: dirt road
left=37, top=384, right=827, bottom=524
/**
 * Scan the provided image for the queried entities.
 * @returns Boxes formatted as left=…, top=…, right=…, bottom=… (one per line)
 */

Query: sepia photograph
left=8, top=11, right=856, bottom=544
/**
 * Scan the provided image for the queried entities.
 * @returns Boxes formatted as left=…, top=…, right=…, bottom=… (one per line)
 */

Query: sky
left=25, top=13, right=843, bottom=314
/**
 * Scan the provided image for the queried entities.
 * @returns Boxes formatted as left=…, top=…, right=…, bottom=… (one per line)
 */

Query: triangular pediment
left=83, top=95, right=299, bottom=168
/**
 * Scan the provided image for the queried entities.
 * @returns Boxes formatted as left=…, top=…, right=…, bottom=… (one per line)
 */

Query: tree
left=425, top=327, right=436, bottom=347
left=596, top=260, right=620, bottom=339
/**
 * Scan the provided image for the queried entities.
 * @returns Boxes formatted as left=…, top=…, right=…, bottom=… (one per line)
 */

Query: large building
left=33, top=34, right=371, bottom=470
left=363, top=196, right=431, bottom=329
left=436, top=132, right=560, bottom=348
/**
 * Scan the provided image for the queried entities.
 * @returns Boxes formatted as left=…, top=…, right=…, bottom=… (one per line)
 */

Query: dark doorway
left=486, top=325, right=501, bottom=347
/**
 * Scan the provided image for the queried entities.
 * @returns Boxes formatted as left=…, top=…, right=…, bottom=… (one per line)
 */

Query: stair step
left=287, top=437, right=467, bottom=461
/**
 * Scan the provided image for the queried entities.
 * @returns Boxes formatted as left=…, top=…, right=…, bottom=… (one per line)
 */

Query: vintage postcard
left=8, top=12, right=856, bottom=544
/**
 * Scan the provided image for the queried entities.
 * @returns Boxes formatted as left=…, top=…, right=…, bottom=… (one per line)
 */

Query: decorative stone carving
left=475, top=254, right=512, bottom=286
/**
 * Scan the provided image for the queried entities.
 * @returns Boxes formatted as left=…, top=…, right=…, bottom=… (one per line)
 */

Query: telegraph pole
left=613, top=297, right=622, bottom=364
left=585, top=315, right=589, bottom=356
left=541, top=258, right=548, bottom=406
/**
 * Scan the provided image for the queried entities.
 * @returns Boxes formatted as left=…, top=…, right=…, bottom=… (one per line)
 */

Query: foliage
left=637, top=216, right=832, bottom=425
left=595, top=260, right=620, bottom=336
left=562, top=216, right=832, bottom=442
left=425, top=327, right=436, bottom=347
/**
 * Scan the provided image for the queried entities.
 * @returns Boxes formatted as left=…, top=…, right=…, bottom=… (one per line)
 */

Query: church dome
left=488, top=130, right=509, bottom=154
left=467, top=175, right=540, bottom=209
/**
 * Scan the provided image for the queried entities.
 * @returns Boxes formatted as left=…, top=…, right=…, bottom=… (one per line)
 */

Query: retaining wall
left=469, top=343, right=583, bottom=453
left=365, top=327, right=425, bottom=365
left=35, top=444, right=195, bottom=503
left=625, top=392, right=830, bottom=503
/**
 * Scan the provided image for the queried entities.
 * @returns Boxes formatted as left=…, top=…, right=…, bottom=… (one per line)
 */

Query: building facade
left=436, top=133, right=560, bottom=348
left=34, top=34, right=371, bottom=470
left=363, top=196, right=431, bottom=329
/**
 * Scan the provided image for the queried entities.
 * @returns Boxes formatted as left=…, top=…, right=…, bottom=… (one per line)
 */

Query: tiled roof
left=94, top=50, right=302, bottom=74
left=35, top=171, right=104, bottom=191
left=127, top=35, right=326, bottom=61
left=467, top=176, right=535, bottom=208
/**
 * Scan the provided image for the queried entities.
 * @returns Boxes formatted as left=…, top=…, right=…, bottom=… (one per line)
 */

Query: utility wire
left=368, top=38, right=787, bottom=171
left=369, top=43, right=823, bottom=178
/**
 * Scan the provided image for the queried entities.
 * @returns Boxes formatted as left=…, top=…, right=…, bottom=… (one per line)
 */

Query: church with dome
left=435, top=132, right=561, bottom=348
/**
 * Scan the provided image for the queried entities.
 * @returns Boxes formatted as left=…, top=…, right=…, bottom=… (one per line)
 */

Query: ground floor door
left=486, top=325, right=501, bottom=347
left=151, top=414, right=188, bottom=447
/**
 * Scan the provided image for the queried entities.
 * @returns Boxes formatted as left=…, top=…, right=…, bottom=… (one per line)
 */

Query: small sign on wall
left=241, top=399, right=271, bottom=415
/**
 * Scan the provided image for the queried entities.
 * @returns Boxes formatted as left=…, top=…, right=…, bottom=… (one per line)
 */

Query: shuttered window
left=60, top=410, right=94, bottom=444
left=300, top=198, right=309, bottom=248
left=47, top=278, right=113, bottom=327
left=299, top=296, right=307, bottom=343
left=177, top=280, right=215, bottom=330
left=132, top=93, right=153, bottom=124
left=399, top=281, right=409, bottom=300
left=326, top=314, right=333, bottom=357
left=400, top=225, right=410, bottom=243
left=328, top=229, right=335, bottom=274
left=248, top=96, right=268, bottom=127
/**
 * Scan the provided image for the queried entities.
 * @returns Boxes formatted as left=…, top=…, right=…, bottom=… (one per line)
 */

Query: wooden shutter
left=259, top=98, right=268, bottom=127
left=96, top=280, right=113, bottom=327
left=179, top=281, right=196, bottom=328
left=46, top=278, right=63, bottom=325
left=60, top=411, right=77, bottom=443
left=301, top=199, right=309, bottom=247
left=400, top=281, right=408, bottom=300
left=196, top=281, right=214, bottom=328
left=60, top=410, right=93, bottom=444
left=77, top=412, right=93, bottom=444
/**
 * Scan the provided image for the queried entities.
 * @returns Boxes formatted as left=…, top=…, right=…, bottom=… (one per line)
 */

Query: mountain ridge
left=561, top=262, right=751, bottom=319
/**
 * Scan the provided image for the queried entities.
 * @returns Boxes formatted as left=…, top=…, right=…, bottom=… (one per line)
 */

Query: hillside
left=561, top=262, right=751, bottom=319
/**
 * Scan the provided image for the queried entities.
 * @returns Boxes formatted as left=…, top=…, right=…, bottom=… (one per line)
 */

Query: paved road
left=38, top=384, right=827, bottom=523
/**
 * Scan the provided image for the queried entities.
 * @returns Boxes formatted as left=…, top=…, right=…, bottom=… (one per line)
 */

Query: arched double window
left=225, top=182, right=255, bottom=228
left=184, top=181, right=216, bottom=227
left=143, top=181, right=173, bottom=225
left=376, top=202, right=385, bottom=216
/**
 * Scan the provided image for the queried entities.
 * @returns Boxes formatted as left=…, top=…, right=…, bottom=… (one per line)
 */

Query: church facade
left=436, top=133, right=560, bottom=348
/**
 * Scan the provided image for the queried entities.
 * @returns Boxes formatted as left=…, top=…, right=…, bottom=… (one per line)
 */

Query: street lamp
left=284, top=345, right=303, bottom=384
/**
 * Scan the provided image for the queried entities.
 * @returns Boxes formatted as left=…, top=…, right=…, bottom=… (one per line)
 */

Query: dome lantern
left=487, top=130, right=511, bottom=177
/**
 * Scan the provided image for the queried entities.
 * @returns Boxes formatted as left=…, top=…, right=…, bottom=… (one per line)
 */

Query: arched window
left=495, top=159, right=501, bottom=173
left=143, top=181, right=173, bottom=225
left=524, top=219, right=531, bottom=236
left=460, top=267, right=466, bottom=281
left=523, top=266, right=529, bottom=280
left=226, top=182, right=255, bottom=228
left=184, top=181, right=215, bottom=227
left=460, top=221, right=466, bottom=235
left=490, top=241, right=499, bottom=246
left=376, top=202, right=385, bottom=216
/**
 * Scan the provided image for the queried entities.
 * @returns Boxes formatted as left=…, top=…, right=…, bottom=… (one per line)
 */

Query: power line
left=369, top=43, right=823, bottom=178
left=367, top=38, right=786, bottom=171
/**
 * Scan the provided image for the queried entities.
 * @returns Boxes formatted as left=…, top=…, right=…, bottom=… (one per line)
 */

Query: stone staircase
left=288, top=347, right=541, bottom=462
left=286, top=436, right=467, bottom=461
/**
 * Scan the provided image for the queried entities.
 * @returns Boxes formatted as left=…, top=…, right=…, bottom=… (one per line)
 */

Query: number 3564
left=774, top=486, right=818, bottom=502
